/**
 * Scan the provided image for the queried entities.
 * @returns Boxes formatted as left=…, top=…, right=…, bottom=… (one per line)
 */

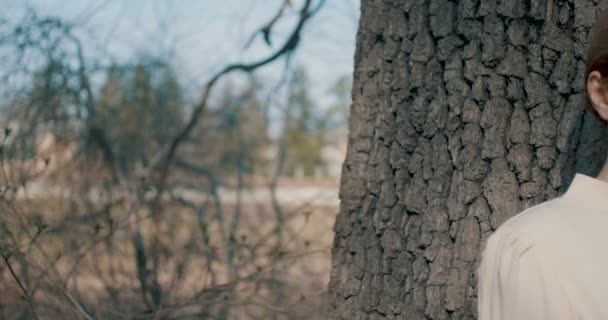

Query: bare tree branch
left=150, top=0, right=324, bottom=211
left=243, top=0, right=292, bottom=48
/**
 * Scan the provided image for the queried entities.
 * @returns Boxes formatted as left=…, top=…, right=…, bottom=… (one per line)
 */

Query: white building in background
left=321, top=126, right=348, bottom=178
left=318, top=139, right=347, bottom=178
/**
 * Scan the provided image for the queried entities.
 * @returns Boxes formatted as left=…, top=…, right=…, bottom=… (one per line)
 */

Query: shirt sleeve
left=477, top=228, right=574, bottom=320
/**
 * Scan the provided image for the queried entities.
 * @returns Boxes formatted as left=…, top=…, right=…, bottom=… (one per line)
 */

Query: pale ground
left=2, top=178, right=341, bottom=319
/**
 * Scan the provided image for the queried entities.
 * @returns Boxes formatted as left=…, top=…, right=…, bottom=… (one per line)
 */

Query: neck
left=598, top=161, right=608, bottom=182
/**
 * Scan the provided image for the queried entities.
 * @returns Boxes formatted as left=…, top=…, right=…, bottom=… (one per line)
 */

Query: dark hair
left=585, top=10, right=608, bottom=118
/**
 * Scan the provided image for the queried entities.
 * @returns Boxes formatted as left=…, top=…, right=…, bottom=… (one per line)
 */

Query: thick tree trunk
left=329, top=1, right=608, bottom=319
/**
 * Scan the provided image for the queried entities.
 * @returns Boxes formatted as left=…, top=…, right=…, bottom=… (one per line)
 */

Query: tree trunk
left=329, top=1, right=608, bottom=319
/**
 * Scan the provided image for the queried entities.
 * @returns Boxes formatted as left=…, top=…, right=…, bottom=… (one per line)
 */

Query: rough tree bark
left=329, top=1, right=608, bottom=319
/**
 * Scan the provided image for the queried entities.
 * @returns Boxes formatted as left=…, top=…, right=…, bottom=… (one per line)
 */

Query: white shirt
left=478, top=174, right=608, bottom=320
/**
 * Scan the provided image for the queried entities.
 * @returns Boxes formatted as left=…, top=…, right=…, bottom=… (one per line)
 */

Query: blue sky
left=2, top=0, right=360, bottom=103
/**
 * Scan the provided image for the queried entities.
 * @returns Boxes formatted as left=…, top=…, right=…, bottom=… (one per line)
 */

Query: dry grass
left=0, top=179, right=338, bottom=319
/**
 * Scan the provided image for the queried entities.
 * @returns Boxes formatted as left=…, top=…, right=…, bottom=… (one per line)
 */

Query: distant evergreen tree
left=154, top=66, right=183, bottom=145
left=96, top=62, right=184, bottom=173
left=202, top=77, right=268, bottom=176
left=283, top=66, right=324, bottom=177
left=324, top=75, right=352, bottom=131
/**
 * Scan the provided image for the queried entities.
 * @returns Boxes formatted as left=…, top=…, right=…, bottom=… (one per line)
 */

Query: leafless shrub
left=0, top=1, right=336, bottom=319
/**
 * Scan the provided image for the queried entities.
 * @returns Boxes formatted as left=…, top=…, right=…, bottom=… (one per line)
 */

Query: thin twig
left=243, top=0, right=292, bottom=48
left=2, top=254, right=40, bottom=320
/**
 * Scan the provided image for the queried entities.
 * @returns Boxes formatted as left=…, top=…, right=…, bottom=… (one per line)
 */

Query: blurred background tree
left=203, top=77, right=268, bottom=177
left=96, top=62, right=185, bottom=173
left=283, top=66, right=324, bottom=177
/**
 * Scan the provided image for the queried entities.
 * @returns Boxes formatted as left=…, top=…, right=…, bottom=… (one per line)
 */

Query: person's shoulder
left=501, top=197, right=567, bottom=232
left=484, top=197, right=567, bottom=253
